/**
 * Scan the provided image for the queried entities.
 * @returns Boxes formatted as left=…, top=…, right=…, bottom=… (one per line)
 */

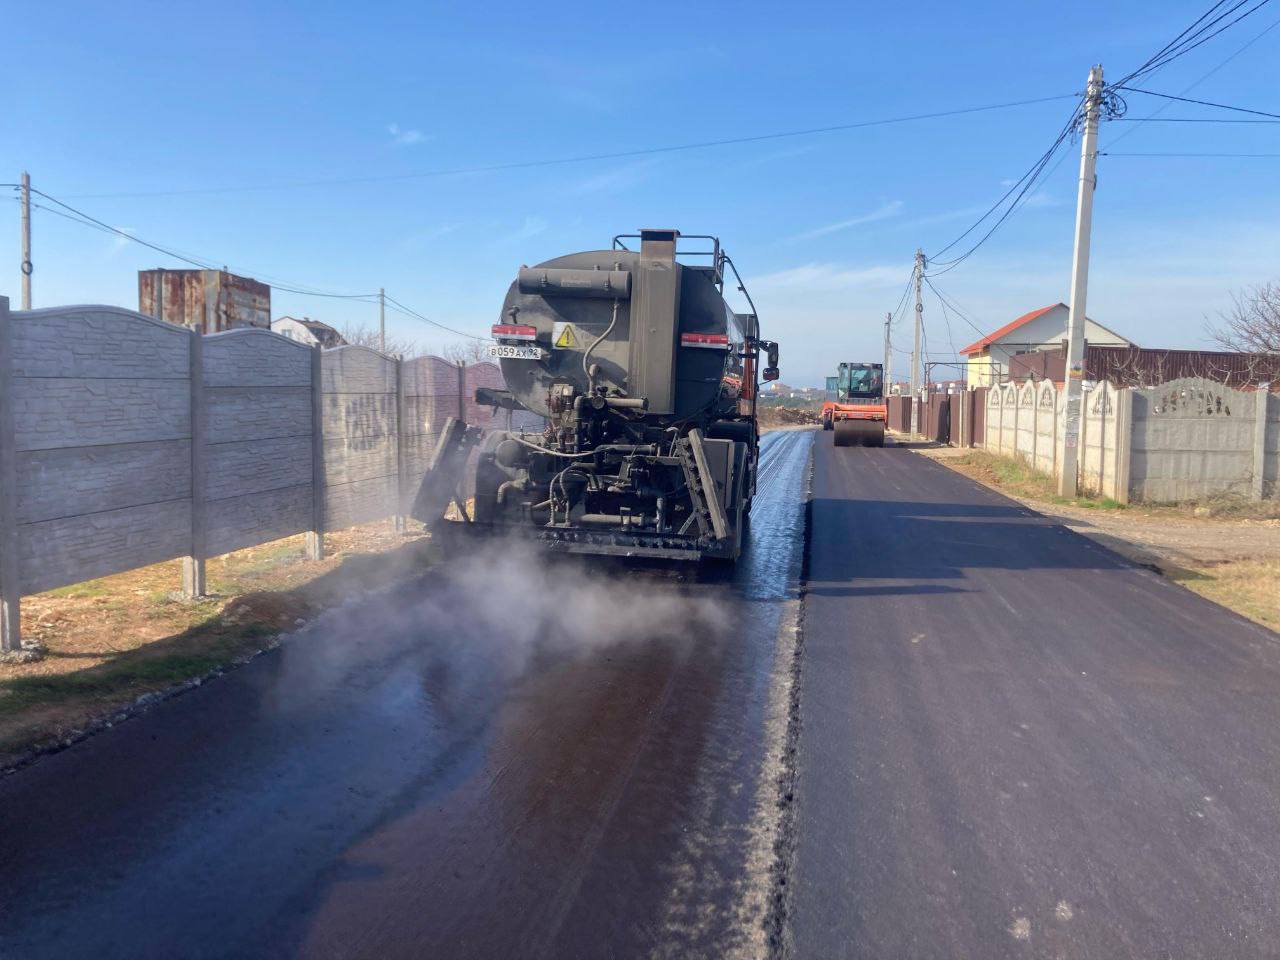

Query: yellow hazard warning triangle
left=555, top=325, right=578, bottom=349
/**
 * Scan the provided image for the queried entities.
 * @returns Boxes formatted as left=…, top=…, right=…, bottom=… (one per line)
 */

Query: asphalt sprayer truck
left=410, top=229, right=779, bottom=562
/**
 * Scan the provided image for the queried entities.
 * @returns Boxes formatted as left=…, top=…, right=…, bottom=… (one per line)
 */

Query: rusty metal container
left=138, top=269, right=270, bottom=333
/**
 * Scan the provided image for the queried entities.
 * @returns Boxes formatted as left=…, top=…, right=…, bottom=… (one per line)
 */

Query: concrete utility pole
left=883, top=311, right=892, bottom=392
left=1058, top=64, right=1104, bottom=498
left=910, top=248, right=924, bottom=434
left=19, top=172, right=31, bottom=309
left=379, top=287, right=386, bottom=354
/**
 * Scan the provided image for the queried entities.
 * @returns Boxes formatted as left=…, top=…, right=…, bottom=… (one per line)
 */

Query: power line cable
left=1109, top=115, right=1280, bottom=123
left=27, top=187, right=214, bottom=270
left=29, top=187, right=386, bottom=300
left=1102, top=150, right=1280, bottom=157
left=922, top=277, right=991, bottom=342
left=922, top=4, right=1276, bottom=277
left=1116, top=0, right=1273, bottom=86
left=924, top=96, right=1084, bottom=271
left=11, top=185, right=487, bottom=337
left=384, top=294, right=486, bottom=341
left=889, top=270, right=915, bottom=326
left=1117, top=0, right=1232, bottom=84
left=1134, top=0, right=1274, bottom=78
left=1112, top=86, right=1280, bottom=119
left=1104, top=15, right=1280, bottom=149
left=927, top=279, right=961, bottom=358
left=58, top=94, right=1079, bottom=200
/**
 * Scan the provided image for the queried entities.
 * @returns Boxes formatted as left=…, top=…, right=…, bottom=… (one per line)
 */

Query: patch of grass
left=949, top=451, right=1126, bottom=510
left=1173, top=493, right=1280, bottom=521
left=1170, top=559, right=1280, bottom=629
left=43, top=580, right=113, bottom=600
left=0, top=620, right=274, bottom=718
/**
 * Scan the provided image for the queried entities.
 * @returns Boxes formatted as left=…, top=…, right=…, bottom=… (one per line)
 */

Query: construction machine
left=821, top=362, right=886, bottom=446
left=409, top=228, right=779, bottom=562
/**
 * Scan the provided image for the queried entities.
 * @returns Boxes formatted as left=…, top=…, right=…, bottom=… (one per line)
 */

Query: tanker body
left=410, top=228, right=779, bottom=561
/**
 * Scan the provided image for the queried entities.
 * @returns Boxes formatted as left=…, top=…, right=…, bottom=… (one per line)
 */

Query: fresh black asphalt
left=4, top=430, right=1279, bottom=959
left=789, top=436, right=1280, bottom=958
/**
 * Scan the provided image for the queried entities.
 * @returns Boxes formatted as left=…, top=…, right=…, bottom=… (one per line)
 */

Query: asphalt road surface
left=790, top=435, right=1280, bottom=959
left=0, top=430, right=811, bottom=960
left=6, top=428, right=1280, bottom=959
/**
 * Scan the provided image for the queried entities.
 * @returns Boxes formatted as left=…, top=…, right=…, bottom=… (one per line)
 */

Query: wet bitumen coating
left=0, top=430, right=812, bottom=960
left=10, top=429, right=1280, bottom=960
left=789, top=437, right=1280, bottom=959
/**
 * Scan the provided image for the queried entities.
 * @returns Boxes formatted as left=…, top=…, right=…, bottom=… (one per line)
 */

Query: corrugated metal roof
left=1009, top=344, right=1280, bottom=388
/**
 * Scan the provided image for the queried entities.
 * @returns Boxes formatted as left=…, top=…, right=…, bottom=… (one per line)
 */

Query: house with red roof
left=960, top=303, right=1132, bottom=386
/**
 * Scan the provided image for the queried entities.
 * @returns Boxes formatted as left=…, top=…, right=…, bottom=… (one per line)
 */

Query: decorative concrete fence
left=0, top=300, right=539, bottom=651
left=983, top=377, right=1278, bottom=504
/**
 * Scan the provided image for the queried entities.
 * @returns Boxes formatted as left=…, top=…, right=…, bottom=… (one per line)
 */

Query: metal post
left=19, top=173, right=32, bottom=309
left=379, top=288, right=386, bottom=354
left=910, top=248, right=924, bottom=435
left=1058, top=65, right=1104, bottom=498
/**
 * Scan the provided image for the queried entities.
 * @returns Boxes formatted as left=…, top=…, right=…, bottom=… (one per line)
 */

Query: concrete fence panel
left=1033, top=382, right=1057, bottom=475
left=321, top=346, right=400, bottom=531
left=1015, top=382, right=1036, bottom=464
left=985, top=387, right=1001, bottom=452
left=202, top=329, right=315, bottom=557
left=400, top=356, right=463, bottom=513
left=1080, top=382, right=1111, bottom=495
left=999, top=383, right=1018, bottom=454
left=1131, top=378, right=1257, bottom=502
left=0, top=300, right=549, bottom=651
left=7, top=306, right=195, bottom=603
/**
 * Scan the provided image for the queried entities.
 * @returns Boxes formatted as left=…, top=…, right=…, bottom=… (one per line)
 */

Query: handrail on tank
left=612, top=232, right=724, bottom=287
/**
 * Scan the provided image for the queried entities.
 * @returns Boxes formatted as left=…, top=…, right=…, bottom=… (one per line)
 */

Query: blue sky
left=7, top=0, right=1279, bottom=385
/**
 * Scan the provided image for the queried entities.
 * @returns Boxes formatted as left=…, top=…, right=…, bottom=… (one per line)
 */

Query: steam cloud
left=278, top=539, right=731, bottom=712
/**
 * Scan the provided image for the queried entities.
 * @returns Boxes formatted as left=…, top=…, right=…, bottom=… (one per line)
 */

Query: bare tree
left=1209, top=282, right=1280, bottom=355
left=442, top=340, right=494, bottom=366
left=339, top=322, right=426, bottom=359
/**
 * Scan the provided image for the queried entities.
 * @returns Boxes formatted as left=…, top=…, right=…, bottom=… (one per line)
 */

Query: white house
left=270, top=316, right=346, bottom=348
left=960, top=303, right=1131, bottom=386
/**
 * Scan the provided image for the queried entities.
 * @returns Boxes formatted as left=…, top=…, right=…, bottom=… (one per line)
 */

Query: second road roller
left=411, top=228, right=779, bottom=562
left=821, top=361, right=887, bottom=446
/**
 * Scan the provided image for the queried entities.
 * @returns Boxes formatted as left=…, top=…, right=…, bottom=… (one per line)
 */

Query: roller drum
left=834, top=420, right=885, bottom=447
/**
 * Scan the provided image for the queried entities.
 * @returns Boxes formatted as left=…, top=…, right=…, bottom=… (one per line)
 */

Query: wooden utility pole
left=1058, top=65, right=1104, bottom=498
left=19, top=172, right=31, bottom=309
left=910, top=248, right=924, bottom=434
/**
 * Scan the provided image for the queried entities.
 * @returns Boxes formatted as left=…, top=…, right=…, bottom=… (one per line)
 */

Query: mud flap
left=409, top=417, right=484, bottom=529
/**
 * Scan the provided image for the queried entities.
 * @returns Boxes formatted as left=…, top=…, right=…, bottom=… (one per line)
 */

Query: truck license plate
left=489, top=343, right=542, bottom=360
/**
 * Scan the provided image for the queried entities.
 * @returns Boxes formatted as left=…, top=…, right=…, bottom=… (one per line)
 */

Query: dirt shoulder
left=0, top=525, right=436, bottom=771
left=912, top=443, right=1280, bottom=631
left=758, top=406, right=821, bottom=429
